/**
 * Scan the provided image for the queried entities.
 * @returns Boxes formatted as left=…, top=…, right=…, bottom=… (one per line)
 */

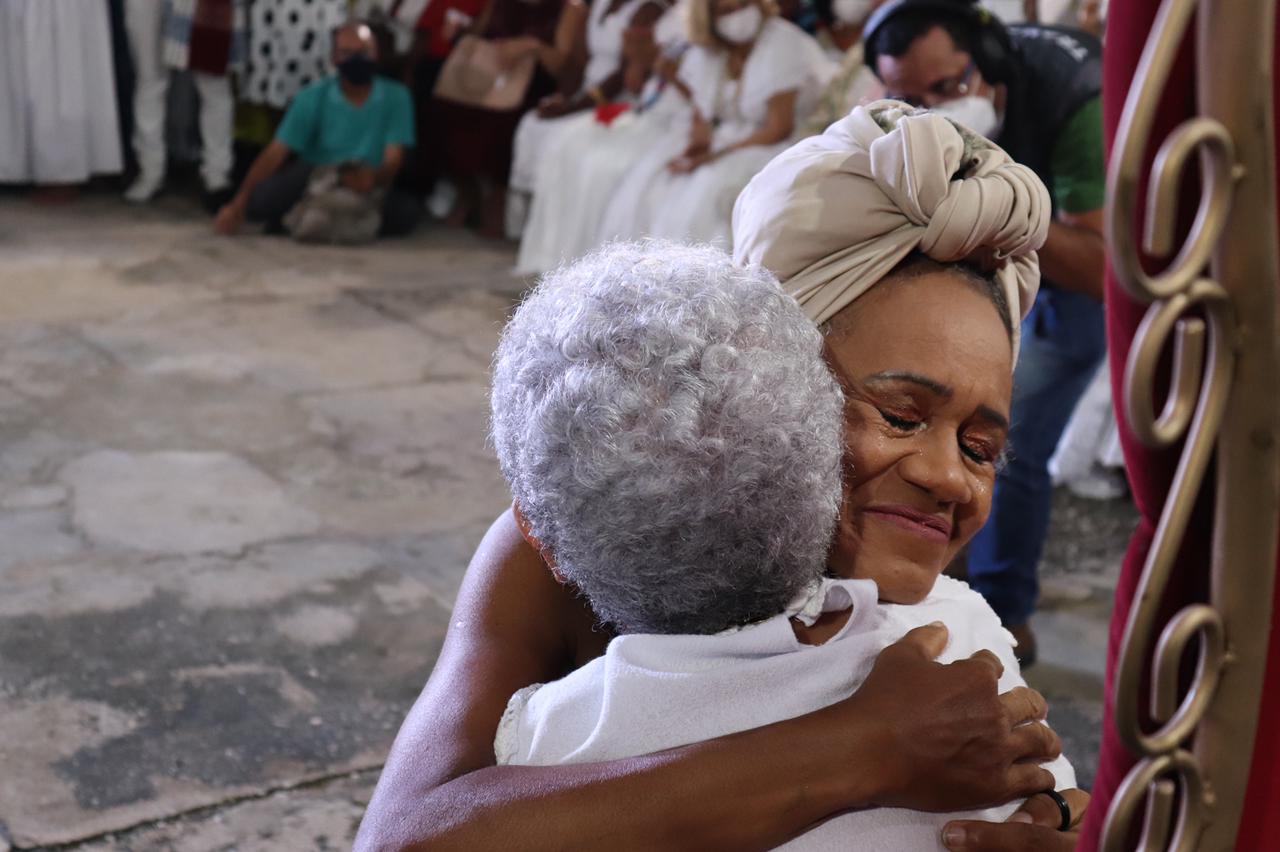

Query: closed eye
left=962, top=441, right=1011, bottom=471
left=880, top=410, right=922, bottom=431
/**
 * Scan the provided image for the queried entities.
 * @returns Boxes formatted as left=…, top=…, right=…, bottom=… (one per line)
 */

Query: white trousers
left=125, top=0, right=234, bottom=189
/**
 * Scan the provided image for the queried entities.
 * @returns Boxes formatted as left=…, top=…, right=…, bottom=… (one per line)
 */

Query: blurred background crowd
left=1, top=0, right=1102, bottom=246
left=1, top=0, right=1119, bottom=655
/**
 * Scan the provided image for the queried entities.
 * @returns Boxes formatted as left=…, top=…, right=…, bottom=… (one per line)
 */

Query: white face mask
left=832, top=0, right=873, bottom=25
left=716, top=5, right=763, bottom=44
left=932, top=94, right=1002, bottom=140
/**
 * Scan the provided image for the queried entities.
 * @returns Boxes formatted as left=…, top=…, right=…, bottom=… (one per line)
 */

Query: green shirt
left=277, top=77, right=415, bottom=168
left=1047, top=95, right=1105, bottom=214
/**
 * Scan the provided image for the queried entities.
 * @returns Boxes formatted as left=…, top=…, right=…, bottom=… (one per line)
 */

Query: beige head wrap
left=732, top=100, right=1050, bottom=357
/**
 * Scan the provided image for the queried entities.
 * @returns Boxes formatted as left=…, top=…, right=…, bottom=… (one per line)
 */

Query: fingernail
left=929, top=620, right=945, bottom=628
left=1008, top=811, right=1034, bottom=823
left=942, top=825, right=966, bottom=848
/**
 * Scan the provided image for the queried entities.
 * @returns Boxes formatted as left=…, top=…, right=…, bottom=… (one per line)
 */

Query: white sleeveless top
left=678, top=17, right=836, bottom=142
left=583, top=0, right=657, bottom=88
left=496, top=575, right=1075, bottom=851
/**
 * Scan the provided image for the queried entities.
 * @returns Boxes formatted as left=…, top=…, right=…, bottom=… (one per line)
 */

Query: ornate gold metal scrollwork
left=1102, top=0, right=1280, bottom=848
left=1116, top=289, right=1233, bottom=758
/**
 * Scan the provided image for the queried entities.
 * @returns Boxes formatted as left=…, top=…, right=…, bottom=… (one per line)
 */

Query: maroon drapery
left=1079, top=1, right=1280, bottom=847
left=187, top=0, right=236, bottom=75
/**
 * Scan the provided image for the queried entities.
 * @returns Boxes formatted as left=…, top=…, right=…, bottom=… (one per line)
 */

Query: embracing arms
left=354, top=508, right=1064, bottom=851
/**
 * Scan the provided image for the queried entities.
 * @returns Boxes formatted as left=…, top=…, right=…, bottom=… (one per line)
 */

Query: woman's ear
left=512, top=502, right=568, bottom=585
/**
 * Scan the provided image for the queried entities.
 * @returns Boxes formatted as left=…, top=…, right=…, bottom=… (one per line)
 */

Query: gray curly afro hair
left=490, top=240, right=845, bottom=635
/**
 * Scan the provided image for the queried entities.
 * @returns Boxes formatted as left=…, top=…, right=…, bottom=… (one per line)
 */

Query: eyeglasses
left=890, top=61, right=978, bottom=109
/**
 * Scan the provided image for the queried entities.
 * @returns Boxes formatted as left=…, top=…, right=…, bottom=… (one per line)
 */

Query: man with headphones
left=863, top=0, right=1105, bottom=666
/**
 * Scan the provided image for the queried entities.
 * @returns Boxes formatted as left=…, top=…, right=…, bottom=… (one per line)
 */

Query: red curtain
left=1236, top=6, right=1280, bottom=840
left=1081, top=1, right=1280, bottom=847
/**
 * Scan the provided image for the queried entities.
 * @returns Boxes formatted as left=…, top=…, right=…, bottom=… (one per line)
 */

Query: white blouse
left=678, top=17, right=836, bottom=140
left=583, top=0, right=661, bottom=88
left=496, top=575, right=1075, bottom=852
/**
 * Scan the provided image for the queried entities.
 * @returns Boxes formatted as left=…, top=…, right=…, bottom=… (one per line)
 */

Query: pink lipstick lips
left=863, top=505, right=953, bottom=544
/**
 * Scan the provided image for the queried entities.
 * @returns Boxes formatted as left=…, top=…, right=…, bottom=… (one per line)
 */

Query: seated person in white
left=598, top=0, right=836, bottom=249
left=488, top=239, right=1074, bottom=851
left=506, top=0, right=671, bottom=236
left=515, top=5, right=691, bottom=274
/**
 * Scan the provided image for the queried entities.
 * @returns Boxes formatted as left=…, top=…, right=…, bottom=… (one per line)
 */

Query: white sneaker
left=124, top=174, right=164, bottom=204
left=1064, top=464, right=1129, bottom=501
left=426, top=180, right=457, bottom=219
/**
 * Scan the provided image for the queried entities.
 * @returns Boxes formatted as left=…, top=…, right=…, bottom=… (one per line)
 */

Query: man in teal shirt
left=215, top=21, right=419, bottom=238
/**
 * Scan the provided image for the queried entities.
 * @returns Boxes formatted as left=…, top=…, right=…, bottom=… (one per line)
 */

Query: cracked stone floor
left=0, top=193, right=1136, bottom=850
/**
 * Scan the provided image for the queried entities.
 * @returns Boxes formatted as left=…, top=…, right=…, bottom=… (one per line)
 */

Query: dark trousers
left=246, top=159, right=422, bottom=237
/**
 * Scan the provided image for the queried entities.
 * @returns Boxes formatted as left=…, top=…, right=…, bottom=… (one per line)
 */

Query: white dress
left=0, top=0, right=123, bottom=184
left=599, top=17, right=834, bottom=249
left=508, top=0, right=656, bottom=194
left=515, top=85, right=690, bottom=273
left=496, top=575, right=1076, bottom=851
left=513, top=1, right=691, bottom=270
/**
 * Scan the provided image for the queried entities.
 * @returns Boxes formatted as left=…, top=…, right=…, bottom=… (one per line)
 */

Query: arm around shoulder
left=354, top=515, right=1065, bottom=851
left=355, top=509, right=883, bottom=851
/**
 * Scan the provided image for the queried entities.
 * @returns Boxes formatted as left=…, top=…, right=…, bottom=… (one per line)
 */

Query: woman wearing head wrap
left=357, top=103, right=1084, bottom=852
left=484, top=237, right=1075, bottom=851
left=730, top=100, right=1056, bottom=655
left=733, top=99, right=1045, bottom=345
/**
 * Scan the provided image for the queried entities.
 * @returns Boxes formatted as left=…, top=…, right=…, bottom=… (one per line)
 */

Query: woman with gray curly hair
left=358, top=103, right=1087, bottom=852
left=490, top=240, right=845, bottom=636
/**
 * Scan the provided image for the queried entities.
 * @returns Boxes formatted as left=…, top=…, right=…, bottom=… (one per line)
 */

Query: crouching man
left=214, top=20, right=420, bottom=241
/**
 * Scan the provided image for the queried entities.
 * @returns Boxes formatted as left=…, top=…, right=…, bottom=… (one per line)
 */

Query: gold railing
left=1101, top=0, right=1280, bottom=849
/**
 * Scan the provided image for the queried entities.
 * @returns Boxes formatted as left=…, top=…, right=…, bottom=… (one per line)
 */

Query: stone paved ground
left=0, top=194, right=1135, bottom=850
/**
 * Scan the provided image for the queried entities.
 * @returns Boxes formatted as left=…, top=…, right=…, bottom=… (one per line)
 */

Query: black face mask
left=337, top=54, right=376, bottom=86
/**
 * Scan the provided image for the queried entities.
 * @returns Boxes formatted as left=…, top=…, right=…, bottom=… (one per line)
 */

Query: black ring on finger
left=1040, top=788, right=1072, bottom=832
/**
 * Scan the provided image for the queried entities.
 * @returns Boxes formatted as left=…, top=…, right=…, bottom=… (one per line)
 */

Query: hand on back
left=942, top=787, right=1089, bottom=851
left=839, top=623, right=1061, bottom=812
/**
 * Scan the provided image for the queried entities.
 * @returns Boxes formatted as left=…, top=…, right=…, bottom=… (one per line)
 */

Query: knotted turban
left=732, top=101, right=1050, bottom=358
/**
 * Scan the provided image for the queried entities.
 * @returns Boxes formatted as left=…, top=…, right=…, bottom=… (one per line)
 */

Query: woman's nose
left=898, top=432, right=973, bottom=506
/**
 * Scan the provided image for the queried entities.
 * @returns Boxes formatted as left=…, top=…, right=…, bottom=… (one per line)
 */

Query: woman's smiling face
left=823, top=266, right=1014, bottom=604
